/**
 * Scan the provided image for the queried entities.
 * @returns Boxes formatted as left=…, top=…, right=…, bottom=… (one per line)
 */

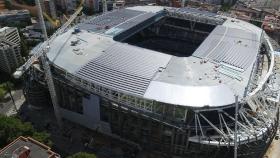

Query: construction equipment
left=43, top=12, right=60, bottom=28
left=42, top=0, right=84, bottom=28
left=13, top=0, right=83, bottom=128
left=13, top=3, right=83, bottom=78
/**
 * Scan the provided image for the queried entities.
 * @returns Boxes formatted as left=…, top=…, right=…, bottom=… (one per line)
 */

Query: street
left=0, top=89, right=25, bottom=116
left=264, top=134, right=280, bottom=158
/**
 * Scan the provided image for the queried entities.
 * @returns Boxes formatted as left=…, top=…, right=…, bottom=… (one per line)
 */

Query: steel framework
left=14, top=6, right=280, bottom=156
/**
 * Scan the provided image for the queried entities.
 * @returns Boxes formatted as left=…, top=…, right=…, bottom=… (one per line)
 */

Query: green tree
left=0, top=83, right=9, bottom=101
left=1, top=82, right=15, bottom=91
left=67, top=152, right=97, bottom=158
left=4, top=0, right=12, bottom=9
left=33, top=131, right=52, bottom=147
left=220, top=3, right=231, bottom=12
left=0, top=88, right=5, bottom=101
left=0, top=115, right=52, bottom=148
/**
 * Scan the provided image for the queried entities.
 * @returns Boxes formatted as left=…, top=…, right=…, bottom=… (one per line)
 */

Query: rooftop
left=47, top=6, right=267, bottom=108
left=0, top=40, right=17, bottom=48
left=0, top=27, right=17, bottom=36
left=0, top=9, right=30, bottom=16
left=0, top=136, right=60, bottom=158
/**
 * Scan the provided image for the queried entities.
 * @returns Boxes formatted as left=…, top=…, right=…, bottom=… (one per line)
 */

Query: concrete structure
left=0, top=10, right=31, bottom=27
left=0, top=41, right=21, bottom=73
left=23, top=6, right=280, bottom=158
left=0, top=136, right=60, bottom=158
left=113, top=0, right=125, bottom=10
left=193, top=0, right=236, bottom=5
left=85, top=0, right=101, bottom=12
left=83, top=0, right=116, bottom=13
left=0, top=27, right=21, bottom=45
left=56, top=0, right=78, bottom=13
left=247, top=0, right=280, bottom=11
left=262, top=15, right=280, bottom=32
left=0, top=27, right=22, bottom=74
left=0, top=0, right=6, bottom=10
left=41, top=0, right=57, bottom=19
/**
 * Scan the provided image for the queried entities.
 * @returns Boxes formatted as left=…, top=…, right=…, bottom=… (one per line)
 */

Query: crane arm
left=13, top=6, right=83, bottom=78
left=43, top=12, right=60, bottom=27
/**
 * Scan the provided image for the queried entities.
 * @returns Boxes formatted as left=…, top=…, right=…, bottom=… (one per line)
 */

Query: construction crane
left=13, top=0, right=83, bottom=128
left=43, top=0, right=85, bottom=28
left=14, top=2, right=84, bottom=78
left=43, top=12, right=60, bottom=28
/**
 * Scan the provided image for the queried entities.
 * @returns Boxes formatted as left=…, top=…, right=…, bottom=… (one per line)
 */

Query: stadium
left=24, top=6, right=280, bottom=158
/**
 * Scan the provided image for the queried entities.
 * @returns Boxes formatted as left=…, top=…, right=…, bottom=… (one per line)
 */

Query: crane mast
left=36, top=0, right=48, bottom=41
left=41, top=47, right=63, bottom=127
left=35, top=0, right=62, bottom=127
left=13, top=2, right=83, bottom=79
left=16, top=0, right=84, bottom=128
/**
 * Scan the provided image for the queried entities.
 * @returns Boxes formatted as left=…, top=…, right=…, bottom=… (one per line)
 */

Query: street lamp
left=6, top=82, right=18, bottom=113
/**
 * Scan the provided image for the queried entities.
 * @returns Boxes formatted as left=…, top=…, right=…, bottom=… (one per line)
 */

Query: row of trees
left=0, top=115, right=52, bottom=148
left=0, top=82, right=14, bottom=101
left=67, top=152, right=97, bottom=158
left=0, top=115, right=97, bottom=158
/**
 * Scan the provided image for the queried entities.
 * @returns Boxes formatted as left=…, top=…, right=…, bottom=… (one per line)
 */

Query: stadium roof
left=47, top=6, right=266, bottom=108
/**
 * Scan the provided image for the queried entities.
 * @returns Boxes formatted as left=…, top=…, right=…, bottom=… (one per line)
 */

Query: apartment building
left=0, top=27, right=22, bottom=74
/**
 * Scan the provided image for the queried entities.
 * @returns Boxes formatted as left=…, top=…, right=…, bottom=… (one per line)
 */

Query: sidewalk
left=264, top=133, right=280, bottom=158
left=0, top=89, right=25, bottom=116
left=6, top=94, right=25, bottom=116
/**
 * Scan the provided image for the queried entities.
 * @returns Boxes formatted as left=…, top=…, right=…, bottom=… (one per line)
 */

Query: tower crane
left=43, top=12, right=60, bottom=28
left=13, top=0, right=83, bottom=128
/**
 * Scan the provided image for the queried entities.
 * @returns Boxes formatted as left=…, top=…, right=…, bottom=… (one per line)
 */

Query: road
left=264, top=132, right=280, bottom=158
left=0, top=89, right=25, bottom=116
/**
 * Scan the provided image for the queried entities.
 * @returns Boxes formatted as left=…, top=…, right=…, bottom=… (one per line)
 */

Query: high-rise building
left=0, top=27, right=22, bottom=74
left=194, top=0, right=236, bottom=5
left=269, top=0, right=280, bottom=10
left=0, top=41, right=22, bottom=73
left=41, top=0, right=57, bottom=19
left=0, top=27, right=21, bottom=45
left=0, top=10, right=31, bottom=27
left=85, top=0, right=100, bottom=12
left=55, top=0, right=78, bottom=13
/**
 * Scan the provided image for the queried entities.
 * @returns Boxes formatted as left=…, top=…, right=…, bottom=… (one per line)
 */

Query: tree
left=220, top=3, right=231, bottom=12
left=0, top=88, right=5, bottom=101
left=0, top=81, right=15, bottom=101
left=0, top=115, right=52, bottom=148
left=4, top=0, right=12, bottom=9
left=67, top=152, right=97, bottom=158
